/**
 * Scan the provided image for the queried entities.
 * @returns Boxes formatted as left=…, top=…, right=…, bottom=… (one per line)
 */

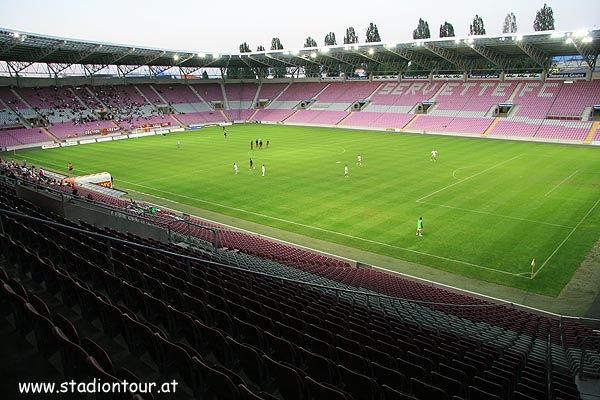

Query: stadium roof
left=0, top=27, right=598, bottom=77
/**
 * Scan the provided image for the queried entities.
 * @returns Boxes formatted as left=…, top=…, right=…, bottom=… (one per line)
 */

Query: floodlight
left=13, top=32, right=19, bottom=38
left=582, top=37, right=593, bottom=43
left=565, top=37, right=573, bottom=44
left=551, top=32, right=564, bottom=38
left=322, top=47, right=329, bottom=53
left=368, top=48, right=374, bottom=55
left=455, top=38, right=461, bottom=44
left=573, top=30, right=588, bottom=38
left=212, top=53, right=220, bottom=58
left=310, top=52, right=317, bottom=58
left=197, top=53, right=206, bottom=58
left=515, top=35, right=523, bottom=41
left=173, top=54, right=179, bottom=61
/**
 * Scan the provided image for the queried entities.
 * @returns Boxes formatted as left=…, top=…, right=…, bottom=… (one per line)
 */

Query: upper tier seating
left=192, top=83, right=224, bottom=103
left=546, top=80, right=600, bottom=117
left=430, top=81, right=518, bottom=117
left=369, top=81, right=443, bottom=112
left=512, top=81, right=563, bottom=119
left=314, top=81, right=381, bottom=104
left=0, top=87, right=29, bottom=110
left=136, top=84, right=165, bottom=105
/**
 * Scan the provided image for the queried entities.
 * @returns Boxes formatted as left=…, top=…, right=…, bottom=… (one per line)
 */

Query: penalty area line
left=544, top=170, right=578, bottom=197
left=532, top=198, right=600, bottom=279
left=417, top=154, right=523, bottom=203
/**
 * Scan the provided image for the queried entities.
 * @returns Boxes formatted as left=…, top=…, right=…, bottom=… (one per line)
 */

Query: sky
left=1, top=0, right=598, bottom=53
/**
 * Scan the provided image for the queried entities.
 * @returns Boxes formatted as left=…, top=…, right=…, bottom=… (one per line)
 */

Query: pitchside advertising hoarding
left=62, top=172, right=113, bottom=188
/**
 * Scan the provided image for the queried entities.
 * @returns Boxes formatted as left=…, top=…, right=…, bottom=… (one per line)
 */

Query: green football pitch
left=13, top=124, right=600, bottom=296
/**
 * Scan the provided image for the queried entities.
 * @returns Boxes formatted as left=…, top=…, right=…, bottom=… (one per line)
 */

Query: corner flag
left=531, top=258, right=536, bottom=277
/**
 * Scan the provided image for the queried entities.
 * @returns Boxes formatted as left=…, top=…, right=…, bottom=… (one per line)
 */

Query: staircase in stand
left=583, top=121, right=599, bottom=144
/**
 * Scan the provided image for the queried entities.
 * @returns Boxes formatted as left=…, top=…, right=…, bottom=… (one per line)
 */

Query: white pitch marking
left=417, top=154, right=523, bottom=203
left=544, top=170, right=578, bottom=197
left=120, top=180, right=529, bottom=278
left=418, top=200, right=574, bottom=229
left=532, top=198, right=600, bottom=279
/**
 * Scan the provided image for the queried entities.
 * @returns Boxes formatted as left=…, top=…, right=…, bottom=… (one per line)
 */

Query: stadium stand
left=405, top=115, right=493, bottom=135
left=0, top=127, right=54, bottom=147
left=285, top=110, right=348, bottom=125
left=368, top=81, right=443, bottom=112
left=429, top=81, right=518, bottom=117
left=339, top=111, right=415, bottom=130
left=1, top=78, right=600, bottom=146
left=0, top=170, right=598, bottom=400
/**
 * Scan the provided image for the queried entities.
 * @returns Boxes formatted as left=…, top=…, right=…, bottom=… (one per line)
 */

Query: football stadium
left=1, top=16, right=600, bottom=400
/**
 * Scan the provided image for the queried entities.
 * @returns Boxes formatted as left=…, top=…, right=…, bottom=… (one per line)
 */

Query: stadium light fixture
left=197, top=53, right=206, bottom=58
left=573, top=29, right=588, bottom=38
left=212, top=53, right=220, bottom=58
left=455, top=38, right=461, bottom=44
left=321, top=47, right=329, bottom=53
left=565, top=37, right=573, bottom=44
left=368, top=48, right=374, bottom=55
left=582, top=36, right=593, bottom=43
left=515, top=35, right=523, bottom=41
left=551, top=32, right=564, bottom=38
left=310, top=52, right=317, bottom=58
left=173, top=54, right=179, bottom=61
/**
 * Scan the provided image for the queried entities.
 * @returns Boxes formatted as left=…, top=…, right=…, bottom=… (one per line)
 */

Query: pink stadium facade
left=1, top=78, right=600, bottom=149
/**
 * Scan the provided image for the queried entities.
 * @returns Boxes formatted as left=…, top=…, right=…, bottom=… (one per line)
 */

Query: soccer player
left=250, top=141, right=253, bottom=150
left=249, top=158, right=254, bottom=170
left=223, top=127, right=227, bottom=138
left=261, top=164, right=266, bottom=177
left=357, top=154, right=362, bottom=165
left=431, top=149, right=437, bottom=162
left=68, top=163, right=73, bottom=172
left=176, top=141, right=180, bottom=149
left=233, top=163, right=238, bottom=174
left=344, top=164, right=349, bottom=178
left=416, top=217, right=423, bottom=236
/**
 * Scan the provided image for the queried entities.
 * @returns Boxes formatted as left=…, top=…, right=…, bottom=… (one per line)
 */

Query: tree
left=413, top=18, right=431, bottom=39
left=256, top=45, right=265, bottom=52
left=270, top=38, right=285, bottom=78
left=303, top=37, right=320, bottom=77
left=534, top=3, right=555, bottom=31
left=502, top=12, right=518, bottom=33
left=470, top=15, right=486, bottom=35
left=324, top=32, right=337, bottom=46
left=366, top=22, right=381, bottom=43
left=304, top=37, right=317, bottom=48
left=270, top=38, right=283, bottom=50
left=439, top=21, right=454, bottom=38
left=344, top=27, right=359, bottom=44
left=239, top=42, right=251, bottom=53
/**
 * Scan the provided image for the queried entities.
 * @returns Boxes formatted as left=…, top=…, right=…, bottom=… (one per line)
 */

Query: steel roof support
left=515, top=41, right=551, bottom=69
left=423, top=43, right=471, bottom=72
